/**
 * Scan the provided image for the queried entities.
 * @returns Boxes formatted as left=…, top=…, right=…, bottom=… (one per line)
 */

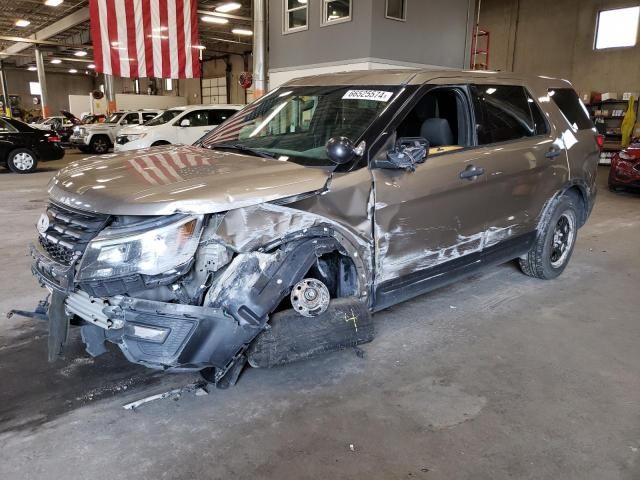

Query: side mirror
left=326, top=136, right=357, bottom=165
left=180, top=119, right=191, bottom=127
left=377, top=137, right=429, bottom=172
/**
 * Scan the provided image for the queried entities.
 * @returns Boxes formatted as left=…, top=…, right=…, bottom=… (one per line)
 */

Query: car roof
left=167, top=104, right=244, bottom=111
left=282, top=68, right=573, bottom=91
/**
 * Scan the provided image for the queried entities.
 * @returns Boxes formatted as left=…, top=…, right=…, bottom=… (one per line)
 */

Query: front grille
left=38, top=202, right=109, bottom=265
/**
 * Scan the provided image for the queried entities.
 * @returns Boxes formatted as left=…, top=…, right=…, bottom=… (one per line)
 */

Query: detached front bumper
left=31, top=241, right=256, bottom=371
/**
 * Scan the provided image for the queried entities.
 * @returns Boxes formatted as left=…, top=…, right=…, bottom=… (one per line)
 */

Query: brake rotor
left=290, top=278, right=330, bottom=317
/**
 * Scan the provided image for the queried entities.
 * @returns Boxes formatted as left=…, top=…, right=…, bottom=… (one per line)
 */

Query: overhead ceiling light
left=193, top=45, right=206, bottom=50
left=74, top=50, right=88, bottom=57
left=215, top=2, right=241, bottom=13
left=28, top=66, right=37, bottom=71
left=44, top=0, right=64, bottom=6
left=232, top=28, right=253, bottom=36
left=69, top=69, right=78, bottom=74
left=87, top=64, right=96, bottom=69
left=201, top=15, right=228, bottom=24
left=50, top=59, right=62, bottom=64
left=15, top=19, right=31, bottom=27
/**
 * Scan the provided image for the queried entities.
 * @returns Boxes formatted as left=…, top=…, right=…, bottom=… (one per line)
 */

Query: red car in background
left=609, top=139, right=640, bottom=191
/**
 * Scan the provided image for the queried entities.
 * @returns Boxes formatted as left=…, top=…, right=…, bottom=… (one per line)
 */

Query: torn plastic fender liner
left=206, top=237, right=342, bottom=327
left=247, top=297, right=374, bottom=368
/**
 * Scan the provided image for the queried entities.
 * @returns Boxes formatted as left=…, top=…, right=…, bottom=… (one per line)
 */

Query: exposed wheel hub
left=291, top=278, right=330, bottom=317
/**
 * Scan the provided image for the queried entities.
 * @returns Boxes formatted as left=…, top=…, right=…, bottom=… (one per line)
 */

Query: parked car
left=80, top=113, right=107, bottom=124
left=70, top=110, right=161, bottom=154
left=29, top=70, right=599, bottom=387
left=31, top=111, right=80, bottom=144
left=0, top=116, right=64, bottom=173
left=114, top=105, right=243, bottom=152
left=608, top=138, right=640, bottom=190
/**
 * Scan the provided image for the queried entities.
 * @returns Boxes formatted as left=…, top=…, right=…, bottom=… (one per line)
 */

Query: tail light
left=596, top=134, right=605, bottom=149
left=47, top=135, right=61, bottom=143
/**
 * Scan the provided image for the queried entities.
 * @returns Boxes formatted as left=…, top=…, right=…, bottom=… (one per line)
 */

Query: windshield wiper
left=206, top=143, right=277, bottom=159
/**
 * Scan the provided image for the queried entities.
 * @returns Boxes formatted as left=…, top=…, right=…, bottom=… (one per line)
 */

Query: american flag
left=202, top=94, right=280, bottom=145
left=89, top=0, right=201, bottom=79
left=127, top=149, right=218, bottom=185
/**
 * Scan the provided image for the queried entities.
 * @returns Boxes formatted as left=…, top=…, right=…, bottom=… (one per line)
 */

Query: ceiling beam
left=197, top=10, right=252, bottom=22
left=0, top=7, right=90, bottom=58
left=0, top=35, right=91, bottom=48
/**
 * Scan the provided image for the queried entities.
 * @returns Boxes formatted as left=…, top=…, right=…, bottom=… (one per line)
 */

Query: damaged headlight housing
left=77, top=215, right=204, bottom=281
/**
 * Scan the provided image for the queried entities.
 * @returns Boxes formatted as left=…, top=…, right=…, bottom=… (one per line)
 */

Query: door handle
left=545, top=147, right=562, bottom=159
left=459, top=165, right=485, bottom=180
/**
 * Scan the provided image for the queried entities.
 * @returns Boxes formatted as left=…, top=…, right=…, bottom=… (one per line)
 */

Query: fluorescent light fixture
left=232, top=28, right=253, bottom=36
left=87, top=64, right=96, bottom=69
left=15, top=19, right=31, bottom=27
left=50, top=59, right=62, bottom=64
left=69, top=69, right=78, bottom=74
left=74, top=50, right=88, bottom=57
left=201, top=15, right=228, bottom=24
left=111, top=41, right=120, bottom=47
left=44, top=0, right=64, bottom=6
left=485, top=87, right=497, bottom=95
left=215, top=2, right=241, bottom=13
left=193, top=45, right=206, bottom=50
left=28, top=66, right=37, bottom=71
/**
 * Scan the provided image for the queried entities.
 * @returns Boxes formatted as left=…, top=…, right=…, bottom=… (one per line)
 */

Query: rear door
left=468, top=84, right=568, bottom=243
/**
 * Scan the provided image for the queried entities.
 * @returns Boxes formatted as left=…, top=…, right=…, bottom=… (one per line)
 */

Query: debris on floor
left=123, top=381, right=209, bottom=410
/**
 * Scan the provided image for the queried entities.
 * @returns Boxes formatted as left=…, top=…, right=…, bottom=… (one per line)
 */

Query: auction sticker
left=342, top=90, right=394, bottom=102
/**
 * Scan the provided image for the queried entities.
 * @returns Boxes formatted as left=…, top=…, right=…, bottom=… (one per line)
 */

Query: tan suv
left=29, top=69, right=598, bottom=387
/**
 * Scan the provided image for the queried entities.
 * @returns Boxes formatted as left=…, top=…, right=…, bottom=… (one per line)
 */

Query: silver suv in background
left=29, top=70, right=598, bottom=387
left=70, top=110, right=161, bottom=154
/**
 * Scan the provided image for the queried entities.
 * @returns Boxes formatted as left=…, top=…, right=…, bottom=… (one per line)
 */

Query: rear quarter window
left=549, top=88, right=593, bottom=130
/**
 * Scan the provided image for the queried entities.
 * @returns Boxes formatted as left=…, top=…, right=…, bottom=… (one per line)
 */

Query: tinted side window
left=472, top=85, right=538, bottom=144
left=0, top=118, right=17, bottom=133
left=183, top=110, right=209, bottom=127
left=549, top=88, right=593, bottom=130
left=208, top=109, right=236, bottom=125
left=526, top=90, right=549, bottom=136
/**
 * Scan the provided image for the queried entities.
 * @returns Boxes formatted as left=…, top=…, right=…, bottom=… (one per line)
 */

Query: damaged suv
left=29, top=70, right=599, bottom=387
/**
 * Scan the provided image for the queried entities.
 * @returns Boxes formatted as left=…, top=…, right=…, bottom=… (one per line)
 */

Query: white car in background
left=114, top=104, right=242, bottom=152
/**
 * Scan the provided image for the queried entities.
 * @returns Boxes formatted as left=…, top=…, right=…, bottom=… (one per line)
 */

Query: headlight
left=77, top=215, right=204, bottom=281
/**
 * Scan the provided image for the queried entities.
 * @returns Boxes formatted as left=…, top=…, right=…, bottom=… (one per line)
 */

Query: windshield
left=145, top=109, right=182, bottom=126
left=200, top=86, right=400, bottom=165
left=105, top=113, right=124, bottom=124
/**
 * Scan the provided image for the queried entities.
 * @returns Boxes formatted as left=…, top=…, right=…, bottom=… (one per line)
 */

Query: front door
left=372, top=86, right=491, bottom=304
left=176, top=109, right=212, bottom=145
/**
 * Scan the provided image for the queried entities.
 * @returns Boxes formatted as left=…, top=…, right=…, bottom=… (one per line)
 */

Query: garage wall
left=479, top=0, right=640, bottom=94
left=202, top=55, right=249, bottom=105
left=370, top=0, right=474, bottom=68
left=4, top=69, right=95, bottom=115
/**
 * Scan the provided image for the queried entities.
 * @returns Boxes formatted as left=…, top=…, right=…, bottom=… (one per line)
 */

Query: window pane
left=549, top=88, right=593, bottom=131
left=287, top=0, right=306, bottom=9
left=0, top=118, right=17, bottom=133
left=473, top=85, right=535, bottom=144
left=288, top=8, right=307, bottom=29
left=595, top=7, right=640, bottom=49
left=29, top=82, right=41, bottom=95
left=324, top=0, right=350, bottom=23
left=208, top=110, right=235, bottom=125
left=386, top=0, right=406, bottom=19
left=186, top=111, right=209, bottom=126
left=124, top=113, right=140, bottom=124
left=526, top=91, right=549, bottom=136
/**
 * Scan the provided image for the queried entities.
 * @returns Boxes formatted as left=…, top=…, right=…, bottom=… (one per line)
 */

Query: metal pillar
left=104, top=74, right=116, bottom=113
left=0, top=60, right=10, bottom=117
left=34, top=48, right=50, bottom=117
left=252, top=0, right=267, bottom=98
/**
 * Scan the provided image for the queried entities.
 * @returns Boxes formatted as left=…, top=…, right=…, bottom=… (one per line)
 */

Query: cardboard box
left=601, top=92, right=618, bottom=101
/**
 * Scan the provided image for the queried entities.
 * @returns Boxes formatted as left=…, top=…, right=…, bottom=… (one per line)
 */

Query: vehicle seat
left=420, top=118, right=454, bottom=147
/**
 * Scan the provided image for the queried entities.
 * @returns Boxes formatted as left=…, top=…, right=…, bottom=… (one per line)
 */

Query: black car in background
left=0, top=117, right=65, bottom=173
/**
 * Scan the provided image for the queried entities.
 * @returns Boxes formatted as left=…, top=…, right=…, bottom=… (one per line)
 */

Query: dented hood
left=48, top=145, right=330, bottom=215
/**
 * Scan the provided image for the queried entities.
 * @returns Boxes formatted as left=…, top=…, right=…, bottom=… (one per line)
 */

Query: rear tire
left=90, top=136, right=110, bottom=154
left=7, top=148, right=38, bottom=173
left=519, top=195, right=578, bottom=279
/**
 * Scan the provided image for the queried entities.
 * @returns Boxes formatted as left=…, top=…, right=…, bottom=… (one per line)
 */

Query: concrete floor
left=0, top=152, right=638, bottom=480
